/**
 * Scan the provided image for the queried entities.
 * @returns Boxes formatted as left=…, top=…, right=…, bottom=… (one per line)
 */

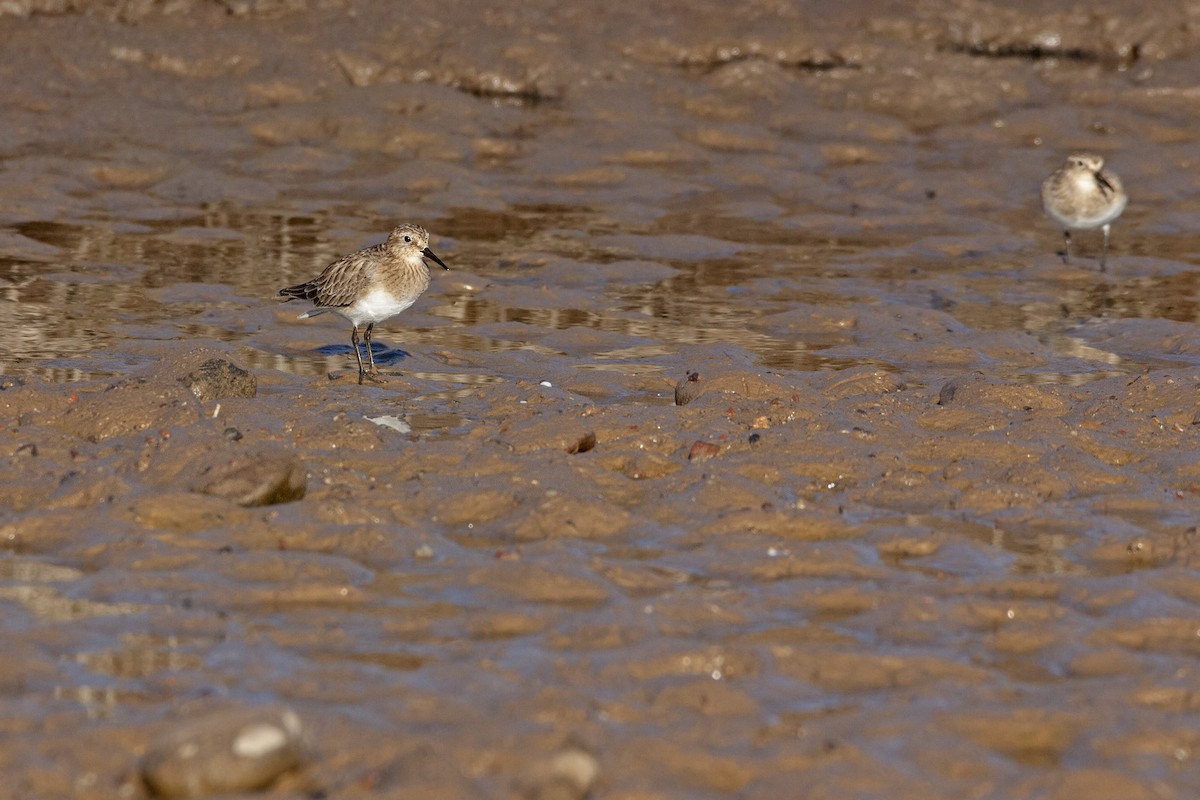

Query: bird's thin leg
left=364, top=323, right=377, bottom=374
left=1061, top=230, right=1071, bottom=265
left=1100, top=223, right=1111, bottom=272
left=351, top=325, right=365, bottom=384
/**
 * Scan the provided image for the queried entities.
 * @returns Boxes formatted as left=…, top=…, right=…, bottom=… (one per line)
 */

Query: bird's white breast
left=1071, top=172, right=1096, bottom=194
left=341, top=287, right=417, bottom=327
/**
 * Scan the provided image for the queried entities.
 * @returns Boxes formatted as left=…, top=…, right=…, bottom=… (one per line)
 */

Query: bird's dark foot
left=361, top=369, right=388, bottom=385
left=1056, top=250, right=1069, bottom=265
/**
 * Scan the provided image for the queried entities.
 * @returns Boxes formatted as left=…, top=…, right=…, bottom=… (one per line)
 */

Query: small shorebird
left=279, top=223, right=450, bottom=384
left=1041, top=153, right=1127, bottom=270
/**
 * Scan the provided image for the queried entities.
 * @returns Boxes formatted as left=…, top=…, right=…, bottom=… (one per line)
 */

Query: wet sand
left=3, top=0, right=1200, bottom=797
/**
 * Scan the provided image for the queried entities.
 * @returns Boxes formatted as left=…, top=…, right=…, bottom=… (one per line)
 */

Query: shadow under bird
left=278, top=223, right=450, bottom=384
left=1041, top=153, right=1127, bottom=271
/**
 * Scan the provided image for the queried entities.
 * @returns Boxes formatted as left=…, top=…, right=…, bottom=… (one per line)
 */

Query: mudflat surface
left=3, top=1, right=1200, bottom=797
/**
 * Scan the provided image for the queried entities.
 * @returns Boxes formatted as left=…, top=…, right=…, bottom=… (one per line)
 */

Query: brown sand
left=2, top=1, right=1200, bottom=797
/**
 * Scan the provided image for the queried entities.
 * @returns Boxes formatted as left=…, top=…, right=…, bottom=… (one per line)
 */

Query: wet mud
left=3, top=0, right=1200, bottom=797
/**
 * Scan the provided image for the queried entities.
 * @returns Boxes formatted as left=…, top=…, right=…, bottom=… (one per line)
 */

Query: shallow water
left=3, top=1, right=1200, bottom=798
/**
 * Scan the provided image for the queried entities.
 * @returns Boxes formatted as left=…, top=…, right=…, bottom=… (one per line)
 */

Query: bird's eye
left=403, top=235, right=412, bottom=243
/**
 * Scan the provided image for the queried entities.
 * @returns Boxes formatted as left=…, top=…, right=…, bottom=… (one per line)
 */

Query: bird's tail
left=278, top=282, right=314, bottom=302
left=278, top=281, right=324, bottom=318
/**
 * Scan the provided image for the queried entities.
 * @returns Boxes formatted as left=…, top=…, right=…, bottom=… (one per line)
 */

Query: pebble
left=674, top=371, right=703, bottom=406
left=179, top=358, right=257, bottom=403
left=139, top=706, right=306, bottom=799
left=687, top=440, right=720, bottom=462
left=937, top=381, right=958, bottom=405
left=518, top=748, right=600, bottom=800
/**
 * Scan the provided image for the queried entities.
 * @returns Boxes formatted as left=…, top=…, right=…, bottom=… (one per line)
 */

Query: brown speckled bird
left=279, top=223, right=450, bottom=384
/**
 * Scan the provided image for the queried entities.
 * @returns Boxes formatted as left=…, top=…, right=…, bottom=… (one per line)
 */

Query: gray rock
left=674, top=371, right=702, bottom=406
left=937, top=381, right=957, bottom=405
left=140, top=706, right=306, bottom=799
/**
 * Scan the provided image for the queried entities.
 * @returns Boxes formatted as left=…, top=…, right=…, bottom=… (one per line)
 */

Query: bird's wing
left=297, top=246, right=382, bottom=309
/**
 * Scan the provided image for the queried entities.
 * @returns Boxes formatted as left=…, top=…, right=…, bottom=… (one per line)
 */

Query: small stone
left=140, top=706, right=306, bottom=799
left=687, top=441, right=720, bottom=462
left=674, top=371, right=703, bottom=406
left=748, top=433, right=761, bottom=445
left=15, top=443, right=37, bottom=457
left=179, top=358, right=257, bottom=403
left=518, top=748, right=600, bottom=800
left=937, top=382, right=957, bottom=405
left=335, top=50, right=384, bottom=87
left=223, top=426, right=243, bottom=441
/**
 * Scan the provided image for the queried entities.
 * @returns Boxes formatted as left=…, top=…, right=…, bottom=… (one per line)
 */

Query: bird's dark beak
left=424, top=247, right=450, bottom=270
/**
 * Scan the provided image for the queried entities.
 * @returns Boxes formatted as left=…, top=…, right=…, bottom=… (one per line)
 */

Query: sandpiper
left=279, top=223, right=450, bottom=384
left=1041, top=153, right=1127, bottom=270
